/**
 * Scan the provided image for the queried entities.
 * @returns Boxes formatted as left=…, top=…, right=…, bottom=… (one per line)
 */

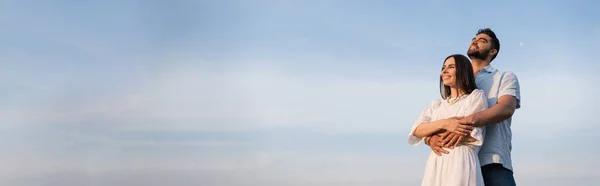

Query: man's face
left=467, top=33, right=494, bottom=60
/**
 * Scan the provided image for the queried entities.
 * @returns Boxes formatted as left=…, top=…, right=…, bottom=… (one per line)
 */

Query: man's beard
left=467, top=48, right=491, bottom=60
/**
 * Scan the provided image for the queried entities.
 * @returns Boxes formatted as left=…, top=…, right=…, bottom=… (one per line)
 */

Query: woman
left=408, top=54, right=489, bottom=186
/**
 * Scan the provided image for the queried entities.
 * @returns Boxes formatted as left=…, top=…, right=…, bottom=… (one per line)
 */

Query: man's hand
left=428, top=134, right=449, bottom=156
left=440, top=116, right=474, bottom=148
left=462, top=136, right=477, bottom=143
left=441, top=132, right=464, bottom=148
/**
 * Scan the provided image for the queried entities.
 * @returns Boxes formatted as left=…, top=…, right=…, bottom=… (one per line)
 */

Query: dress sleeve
left=463, top=89, right=489, bottom=146
left=408, top=100, right=440, bottom=146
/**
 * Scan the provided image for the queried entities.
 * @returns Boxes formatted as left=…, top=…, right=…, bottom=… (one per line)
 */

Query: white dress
left=408, top=89, right=489, bottom=186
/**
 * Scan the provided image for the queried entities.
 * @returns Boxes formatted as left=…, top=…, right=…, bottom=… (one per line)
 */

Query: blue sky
left=1, top=0, right=599, bottom=185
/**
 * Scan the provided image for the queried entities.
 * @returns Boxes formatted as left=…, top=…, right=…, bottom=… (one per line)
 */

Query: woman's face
left=441, top=57, right=456, bottom=87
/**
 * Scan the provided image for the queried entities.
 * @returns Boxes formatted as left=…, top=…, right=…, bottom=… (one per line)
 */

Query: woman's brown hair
left=440, top=54, right=478, bottom=99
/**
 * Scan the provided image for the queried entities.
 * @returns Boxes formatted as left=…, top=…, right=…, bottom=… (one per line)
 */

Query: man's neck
left=471, top=58, right=491, bottom=75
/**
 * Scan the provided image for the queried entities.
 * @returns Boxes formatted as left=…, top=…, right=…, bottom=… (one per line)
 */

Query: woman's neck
left=449, top=87, right=463, bottom=98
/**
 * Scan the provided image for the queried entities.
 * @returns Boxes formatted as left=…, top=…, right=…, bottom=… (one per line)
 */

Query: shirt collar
left=479, top=65, right=497, bottom=74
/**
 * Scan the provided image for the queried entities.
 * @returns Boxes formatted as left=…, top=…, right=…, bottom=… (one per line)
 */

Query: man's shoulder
left=498, top=69, right=517, bottom=75
left=496, top=70, right=519, bottom=82
left=488, top=67, right=519, bottom=82
left=489, top=66, right=518, bottom=77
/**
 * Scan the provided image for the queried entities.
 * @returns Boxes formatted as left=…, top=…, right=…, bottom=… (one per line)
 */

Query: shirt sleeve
left=408, top=100, right=439, bottom=146
left=463, top=90, right=489, bottom=146
left=498, top=71, right=521, bottom=109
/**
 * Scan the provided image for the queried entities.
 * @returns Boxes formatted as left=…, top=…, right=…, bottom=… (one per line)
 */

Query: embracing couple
left=408, top=28, right=521, bottom=186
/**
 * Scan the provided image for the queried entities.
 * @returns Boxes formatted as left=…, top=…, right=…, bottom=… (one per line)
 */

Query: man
left=423, top=28, right=521, bottom=186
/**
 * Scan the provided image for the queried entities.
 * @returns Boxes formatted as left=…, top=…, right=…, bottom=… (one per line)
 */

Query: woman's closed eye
left=441, top=66, right=455, bottom=71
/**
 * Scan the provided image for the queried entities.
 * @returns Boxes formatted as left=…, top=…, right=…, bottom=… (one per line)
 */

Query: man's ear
left=489, top=49, right=498, bottom=57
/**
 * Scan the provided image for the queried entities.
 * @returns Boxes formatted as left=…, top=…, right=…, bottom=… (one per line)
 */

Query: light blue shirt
left=475, top=65, right=521, bottom=171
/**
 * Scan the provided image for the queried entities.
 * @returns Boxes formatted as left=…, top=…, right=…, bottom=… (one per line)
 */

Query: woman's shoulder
left=467, top=89, right=487, bottom=100
left=470, top=89, right=485, bottom=96
left=428, top=99, right=443, bottom=110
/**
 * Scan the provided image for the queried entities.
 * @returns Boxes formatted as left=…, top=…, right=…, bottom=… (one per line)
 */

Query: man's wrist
left=463, top=114, right=479, bottom=126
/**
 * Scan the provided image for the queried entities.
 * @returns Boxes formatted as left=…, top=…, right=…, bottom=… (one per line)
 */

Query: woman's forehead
left=443, top=57, right=455, bottom=65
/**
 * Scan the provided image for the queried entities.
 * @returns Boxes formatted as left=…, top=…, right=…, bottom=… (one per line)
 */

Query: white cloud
left=513, top=71, right=599, bottom=136
left=6, top=62, right=599, bottom=136
left=35, top=63, right=440, bottom=133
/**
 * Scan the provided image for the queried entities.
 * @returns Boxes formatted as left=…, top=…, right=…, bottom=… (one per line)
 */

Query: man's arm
left=461, top=71, right=521, bottom=127
left=442, top=97, right=516, bottom=147
left=441, top=71, right=522, bottom=147
left=461, top=95, right=517, bottom=127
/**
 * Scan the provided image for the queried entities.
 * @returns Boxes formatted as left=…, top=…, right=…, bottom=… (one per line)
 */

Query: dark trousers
left=482, top=163, right=517, bottom=186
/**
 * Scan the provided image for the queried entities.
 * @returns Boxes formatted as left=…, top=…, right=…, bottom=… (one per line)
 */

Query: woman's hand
left=442, top=117, right=473, bottom=136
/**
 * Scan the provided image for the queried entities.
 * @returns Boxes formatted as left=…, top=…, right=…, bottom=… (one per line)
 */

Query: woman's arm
left=413, top=118, right=472, bottom=138
left=412, top=120, right=448, bottom=138
left=409, top=100, right=469, bottom=146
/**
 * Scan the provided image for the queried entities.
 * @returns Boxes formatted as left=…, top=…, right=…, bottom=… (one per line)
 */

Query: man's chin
left=467, top=53, right=486, bottom=60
